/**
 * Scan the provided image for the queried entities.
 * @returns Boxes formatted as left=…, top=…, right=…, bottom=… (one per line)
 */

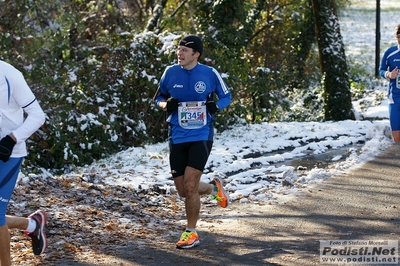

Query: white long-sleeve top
left=0, top=60, right=45, bottom=158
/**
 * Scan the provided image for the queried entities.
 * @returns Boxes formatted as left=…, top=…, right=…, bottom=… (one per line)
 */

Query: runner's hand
left=166, top=97, right=179, bottom=111
left=0, top=135, right=16, bottom=162
left=206, top=101, right=219, bottom=114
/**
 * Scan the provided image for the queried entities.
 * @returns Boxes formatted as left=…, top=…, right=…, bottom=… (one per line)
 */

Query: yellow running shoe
left=211, top=177, right=229, bottom=208
left=176, top=231, right=200, bottom=249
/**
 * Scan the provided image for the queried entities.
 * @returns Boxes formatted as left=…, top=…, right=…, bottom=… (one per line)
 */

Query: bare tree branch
left=145, top=0, right=168, bottom=32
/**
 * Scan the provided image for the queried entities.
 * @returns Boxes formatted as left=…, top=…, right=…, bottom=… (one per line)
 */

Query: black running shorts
left=169, top=141, right=213, bottom=178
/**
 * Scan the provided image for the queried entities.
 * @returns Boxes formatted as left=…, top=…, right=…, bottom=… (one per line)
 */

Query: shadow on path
left=51, top=144, right=400, bottom=265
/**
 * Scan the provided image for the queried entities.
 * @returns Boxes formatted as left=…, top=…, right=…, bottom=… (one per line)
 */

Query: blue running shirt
left=155, top=63, right=232, bottom=144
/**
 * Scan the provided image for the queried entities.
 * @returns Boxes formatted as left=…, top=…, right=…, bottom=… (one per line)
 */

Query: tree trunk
left=311, top=0, right=354, bottom=121
left=292, top=0, right=315, bottom=90
left=145, top=0, right=168, bottom=32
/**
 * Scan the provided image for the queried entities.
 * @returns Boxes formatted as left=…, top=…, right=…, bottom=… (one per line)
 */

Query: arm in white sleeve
left=12, top=99, right=45, bottom=143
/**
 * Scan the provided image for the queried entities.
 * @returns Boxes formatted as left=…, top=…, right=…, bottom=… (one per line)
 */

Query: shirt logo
left=194, top=81, right=206, bottom=93
left=173, top=84, right=184, bottom=88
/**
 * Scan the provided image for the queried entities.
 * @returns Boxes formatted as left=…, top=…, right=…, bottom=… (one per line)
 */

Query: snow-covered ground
left=340, top=0, right=399, bottom=71
left=27, top=0, right=398, bottom=205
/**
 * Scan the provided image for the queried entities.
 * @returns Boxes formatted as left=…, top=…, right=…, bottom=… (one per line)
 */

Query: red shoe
left=24, top=210, right=48, bottom=255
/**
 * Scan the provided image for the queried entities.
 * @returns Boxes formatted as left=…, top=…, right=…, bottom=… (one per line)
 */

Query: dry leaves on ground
left=8, top=173, right=189, bottom=265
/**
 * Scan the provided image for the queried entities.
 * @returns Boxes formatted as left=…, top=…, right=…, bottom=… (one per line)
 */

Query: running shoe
left=211, top=177, right=229, bottom=208
left=24, top=210, right=48, bottom=255
left=176, top=231, right=200, bottom=249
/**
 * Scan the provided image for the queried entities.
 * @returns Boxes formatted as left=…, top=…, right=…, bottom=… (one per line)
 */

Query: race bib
left=178, top=101, right=207, bottom=129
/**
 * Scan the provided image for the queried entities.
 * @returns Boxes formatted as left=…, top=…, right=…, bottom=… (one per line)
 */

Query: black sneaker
left=24, top=210, right=48, bottom=255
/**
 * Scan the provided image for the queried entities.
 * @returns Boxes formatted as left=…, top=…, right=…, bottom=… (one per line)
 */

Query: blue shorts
left=0, top=158, right=23, bottom=226
left=389, top=103, right=400, bottom=131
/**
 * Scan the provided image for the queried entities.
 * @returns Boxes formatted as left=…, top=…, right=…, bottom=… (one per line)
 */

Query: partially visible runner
left=155, top=35, right=232, bottom=249
left=0, top=60, right=47, bottom=266
left=379, top=23, right=400, bottom=142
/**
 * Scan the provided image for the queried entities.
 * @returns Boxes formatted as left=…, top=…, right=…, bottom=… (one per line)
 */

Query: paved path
left=54, top=144, right=400, bottom=265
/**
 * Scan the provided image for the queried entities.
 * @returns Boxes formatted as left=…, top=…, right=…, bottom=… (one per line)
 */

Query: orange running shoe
left=176, top=231, right=200, bottom=249
left=211, top=177, right=229, bottom=208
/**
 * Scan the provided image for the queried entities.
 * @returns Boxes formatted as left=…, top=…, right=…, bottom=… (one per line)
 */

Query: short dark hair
left=396, top=24, right=400, bottom=35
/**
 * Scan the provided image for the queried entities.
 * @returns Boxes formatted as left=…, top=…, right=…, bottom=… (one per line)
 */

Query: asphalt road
left=53, top=144, right=400, bottom=266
